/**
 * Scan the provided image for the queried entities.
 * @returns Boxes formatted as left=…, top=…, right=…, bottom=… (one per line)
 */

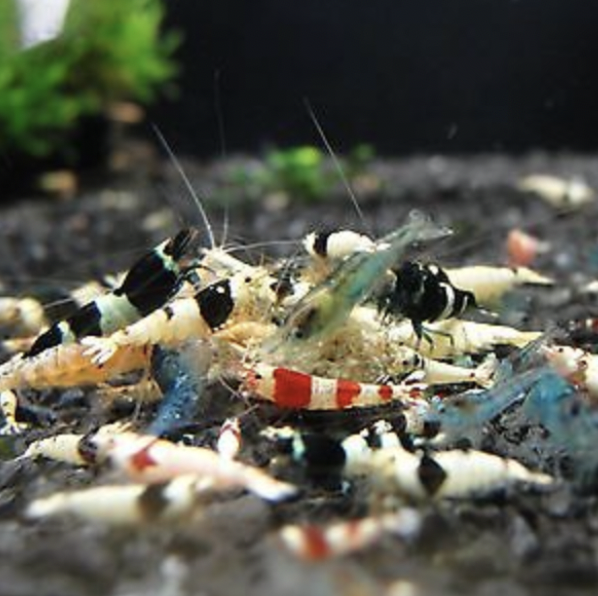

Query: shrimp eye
left=292, top=328, right=305, bottom=340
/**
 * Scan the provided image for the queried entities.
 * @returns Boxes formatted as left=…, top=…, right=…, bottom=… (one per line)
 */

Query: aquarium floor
left=1, top=152, right=598, bottom=596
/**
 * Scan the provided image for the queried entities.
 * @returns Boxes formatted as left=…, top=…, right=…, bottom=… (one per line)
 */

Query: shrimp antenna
left=303, top=97, right=369, bottom=233
left=213, top=69, right=231, bottom=249
left=151, top=124, right=216, bottom=250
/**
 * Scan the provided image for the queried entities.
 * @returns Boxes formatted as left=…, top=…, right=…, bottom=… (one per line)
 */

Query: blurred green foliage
left=0, top=0, right=179, bottom=158
left=264, top=146, right=331, bottom=201
left=231, top=144, right=375, bottom=203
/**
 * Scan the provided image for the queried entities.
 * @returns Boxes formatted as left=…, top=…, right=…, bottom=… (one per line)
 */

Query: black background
left=149, top=0, right=598, bottom=156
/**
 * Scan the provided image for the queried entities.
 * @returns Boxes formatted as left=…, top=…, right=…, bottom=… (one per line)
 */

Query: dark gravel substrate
left=1, top=153, right=598, bottom=596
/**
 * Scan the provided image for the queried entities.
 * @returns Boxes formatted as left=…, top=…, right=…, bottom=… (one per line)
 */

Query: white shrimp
left=0, top=342, right=149, bottom=391
left=88, top=431, right=297, bottom=502
left=386, top=318, right=542, bottom=359
left=544, top=344, right=598, bottom=399
left=445, top=265, right=553, bottom=306
left=517, top=174, right=594, bottom=209
left=83, top=269, right=278, bottom=365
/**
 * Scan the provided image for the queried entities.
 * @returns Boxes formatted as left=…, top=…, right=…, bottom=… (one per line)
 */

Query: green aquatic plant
left=231, top=144, right=375, bottom=203
left=0, top=0, right=179, bottom=158
left=264, top=146, right=331, bottom=202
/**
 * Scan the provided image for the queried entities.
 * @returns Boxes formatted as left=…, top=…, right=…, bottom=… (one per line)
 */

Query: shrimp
left=266, top=212, right=450, bottom=350
left=522, top=368, right=598, bottom=481
left=301, top=228, right=376, bottom=284
left=544, top=344, right=598, bottom=399
left=377, top=261, right=477, bottom=341
left=83, top=268, right=277, bottom=365
left=87, top=431, right=297, bottom=502
left=386, top=318, right=542, bottom=359
left=25, top=229, right=195, bottom=358
left=217, top=417, right=242, bottom=460
left=279, top=508, right=421, bottom=561
left=346, top=442, right=553, bottom=500
left=0, top=342, right=150, bottom=392
left=444, top=265, right=553, bottom=307
left=424, top=366, right=552, bottom=444
left=303, top=229, right=375, bottom=262
left=26, top=476, right=219, bottom=525
left=517, top=174, right=594, bottom=209
left=147, top=340, right=212, bottom=437
left=0, top=297, right=46, bottom=338
left=240, top=363, right=427, bottom=410
left=0, top=390, right=28, bottom=435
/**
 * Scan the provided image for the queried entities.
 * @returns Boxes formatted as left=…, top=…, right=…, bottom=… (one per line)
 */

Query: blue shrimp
left=424, top=335, right=555, bottom=443
left=425, top=367, right=550, bottom=444
left=523, top=370, right=598, bottom=480
left=146, top=340, right=212, bottom=438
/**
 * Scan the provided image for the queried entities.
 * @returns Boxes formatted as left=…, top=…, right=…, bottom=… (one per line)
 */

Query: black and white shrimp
left=265, top=421, right=552, bottom=500
left=24, top=229, right=195, bottom=358
left=81, top=266, right=278, bottom=365
left=377, top=261, right=477, bottom=342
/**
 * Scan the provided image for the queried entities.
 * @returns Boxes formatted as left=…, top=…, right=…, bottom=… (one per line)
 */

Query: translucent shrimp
left=424, top=366, right=551, bottom=444
left=522, top=368, right=598, bottom=480
left=265, top=212, right=450, bottom=350
left=147, top=340, right=212, bottom=437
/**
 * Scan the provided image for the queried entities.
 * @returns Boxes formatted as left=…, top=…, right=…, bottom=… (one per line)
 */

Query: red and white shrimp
left=240, top=363, right=427, bottom=410
left=87, top=431, right=297, bottom=502
left=279, top=508, right=421, bottom=561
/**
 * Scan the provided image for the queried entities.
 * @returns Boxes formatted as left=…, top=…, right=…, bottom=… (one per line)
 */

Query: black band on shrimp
left=377, top=261, right=477, bottom=339
left=25, top=229, right=194, bottom=358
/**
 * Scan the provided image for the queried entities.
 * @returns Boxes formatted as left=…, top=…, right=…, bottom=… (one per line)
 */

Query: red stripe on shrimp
left=378, top=384, right=393, bottom=401
left=272, top=367, right=313, bottom=408
left=129, top=440, right=159, bottom=473
left=335, top=379, right=362, bottom=408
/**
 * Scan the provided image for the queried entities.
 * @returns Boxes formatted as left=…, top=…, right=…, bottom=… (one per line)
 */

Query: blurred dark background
left=149, top=0, right=598, bottom=156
